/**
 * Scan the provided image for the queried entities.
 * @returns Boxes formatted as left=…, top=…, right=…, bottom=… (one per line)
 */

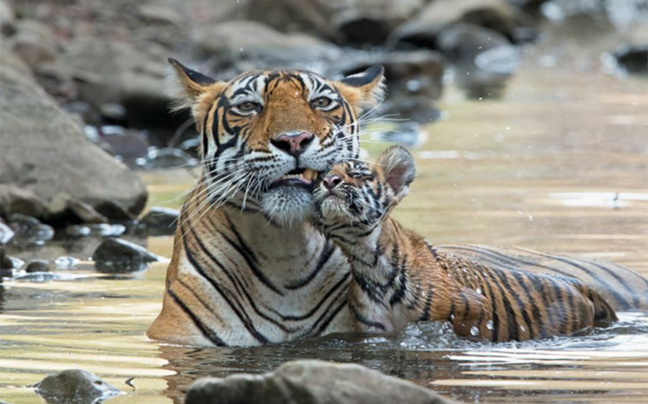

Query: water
left=2, top=40, right=648, bottom=404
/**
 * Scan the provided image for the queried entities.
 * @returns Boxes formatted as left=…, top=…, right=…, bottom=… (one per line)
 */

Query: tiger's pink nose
left=322, top=175, right=342, bottom=190
left=271, top=132, right=314, bottom=156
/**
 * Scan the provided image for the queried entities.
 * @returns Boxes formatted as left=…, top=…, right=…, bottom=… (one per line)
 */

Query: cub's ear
left=168, top=58, right=226, bottom=111
left=375, top=146, right=416, bottom=202
left=335, top=65, right=385, bottom=113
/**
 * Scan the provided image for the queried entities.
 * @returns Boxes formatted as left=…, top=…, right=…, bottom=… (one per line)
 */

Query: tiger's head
left=312, top=146, right=416, bottom=237
left=170, top=59, right=385, bottom=226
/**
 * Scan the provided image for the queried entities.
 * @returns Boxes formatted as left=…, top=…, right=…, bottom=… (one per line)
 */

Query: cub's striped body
left=313, top=146, right=620, bottom=342
left=149, top=61, right=646, bottom=347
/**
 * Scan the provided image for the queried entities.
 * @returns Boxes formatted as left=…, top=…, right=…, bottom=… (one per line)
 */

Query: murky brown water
left=2, top=42, right=648, bottom=403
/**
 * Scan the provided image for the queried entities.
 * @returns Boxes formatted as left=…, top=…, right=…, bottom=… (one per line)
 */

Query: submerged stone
left=92, top=238, right=159, bottom=273
left=34, top=369, right=121, bottom=404
left=186, top=360, right=454, bottom=404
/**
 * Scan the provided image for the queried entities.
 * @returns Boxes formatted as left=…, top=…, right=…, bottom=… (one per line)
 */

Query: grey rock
left=391, top=0, right=533, bottom=49
left=245, top=0, right=425, bottom=43
left=139, top=207, right=179, bottom=236
left=0, top=46, right=148, bottom=224
left=0, top=0, right=14, bottom=35
left=0, top=219, right=14, bottom=244
left=9, top=20, right=56, bottom=68
left=338, top=50, right=445, bottom=100
left=380, top=96, right=442, bottom=124
left=65, top=223, right=126, bottom=238
left=136, top=148, right=197, bottom=170
left=0, top=185, right=49, bottom=219
left=193, top=21, right=341, bottom=73
left=26, top=259, right=51, bottom=273
left=92, top=238, right=159, bottom=273
left=7, top=214, right=54, bottom=245
left=610, top=44, right=648, bottom=76
left=0, top=244, right=14, bottom=278
left=186, top=360, right=455, bottom=404
left=437, top=23, right=519, bottom=99
left=34, top=369, right=121, bottom=404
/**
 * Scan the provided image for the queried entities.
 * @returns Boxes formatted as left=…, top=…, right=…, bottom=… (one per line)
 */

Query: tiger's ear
left=375, top=146, right=416, bottom=202
left=168, top=58, right=226, bottom=111
left=335, top=65, right=385, bottom=113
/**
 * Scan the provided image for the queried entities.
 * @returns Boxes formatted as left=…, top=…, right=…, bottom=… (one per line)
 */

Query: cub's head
left=312, top=146, right=416, bottom=237
left=170, top=59, right=384, bottom=226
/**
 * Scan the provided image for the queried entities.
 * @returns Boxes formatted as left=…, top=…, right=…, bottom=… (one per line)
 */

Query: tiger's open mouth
left=270, top=168, right=321, bottom=190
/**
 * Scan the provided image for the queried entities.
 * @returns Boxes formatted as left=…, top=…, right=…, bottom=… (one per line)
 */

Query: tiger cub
left=312, top=146, right=617, bottom=342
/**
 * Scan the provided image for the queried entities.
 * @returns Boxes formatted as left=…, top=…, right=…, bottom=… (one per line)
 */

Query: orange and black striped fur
left=150, top=60, right=646, bottom=347
left=312, top=146, right=619, bottom=342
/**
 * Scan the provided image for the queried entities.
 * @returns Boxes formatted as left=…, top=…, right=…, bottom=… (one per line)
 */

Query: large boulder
left=244, top=0, right=425, bottom=45
left=0, top=46, right=147, bottom=224
left=185, top=360, right=455, bottom=404
left=192, top=20, right=341, bottom=75
left=390, top=0, right=536, bottom=49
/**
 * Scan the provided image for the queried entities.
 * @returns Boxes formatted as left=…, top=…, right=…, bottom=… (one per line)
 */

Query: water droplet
left=486, top=320, right=494, bottom=330
left=470, top=326, right=479, bottom=336
left=450, top=314, right=455, bottom=320
left=520, top=325, right=526, bottom=332
left=528, top=215, right=534, bottom=221
left=476, top=288, right=482, bottom=295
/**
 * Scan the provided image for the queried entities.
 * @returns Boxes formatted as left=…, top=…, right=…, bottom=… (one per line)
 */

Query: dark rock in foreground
left=34, top=369, right=121, bottom=404
left=185, top=360, right=455, bottom=404
left=0, top=46, right=147, bottom=225
left=92, top=238, right=159, bottom=273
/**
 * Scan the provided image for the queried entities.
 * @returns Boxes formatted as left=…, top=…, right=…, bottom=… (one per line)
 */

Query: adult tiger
left=148, top=59, right=648, bottom=347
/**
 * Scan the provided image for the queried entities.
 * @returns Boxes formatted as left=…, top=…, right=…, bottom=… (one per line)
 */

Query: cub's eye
left=311, top=97, right=333, bottom=109
left=349, top=172, right=363, bottom=179
left=235, top=101, right=260, bottom=113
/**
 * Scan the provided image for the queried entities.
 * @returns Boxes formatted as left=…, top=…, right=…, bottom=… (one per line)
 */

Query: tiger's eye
left=236, top=101, right=260, bottom=112
left=311, top=97, right=332, bottom=109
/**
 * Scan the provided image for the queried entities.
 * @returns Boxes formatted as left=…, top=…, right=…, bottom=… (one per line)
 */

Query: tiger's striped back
left=436, top=245, right=648, bottom=312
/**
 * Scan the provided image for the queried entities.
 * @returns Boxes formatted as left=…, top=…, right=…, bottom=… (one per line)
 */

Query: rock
left=136, top=3, right=182, bottom=27
left=245, top=0, right=425, bottom=44
left=92, top=238, right=159, bottom=273
left=378, top=122, right=428, bottom=148
left=136, top=148, right=198, bottom=170
left=0, top=219, right=14, bottom=244
left=610, top=44, right=648, bottom=76
left=34, top=369, right=121, bottom=404
left=97, top=128, right=150, bottom=163
left=65, top=223, right=126, bottom=238
left=62, top=101, right=102, bottom=126
left=379, top=96, right=442, bottom=124
left=26, top=259, right=50, bottom=273
left=186, top=360, right=455, bottom=404
left=437, top=23, right=519, bottom=99
left=331, top=10, right=393, bottom=46
left=54, top=256, right=79, bottom=270
left=0, top=0, right=15, bottom=35
left=0, top=185, right=49, bottom=219
left=193, top=21, right=341, bottom=73
left=139, top=207, right=179, bottom=236
left=337, top=50, right=445, bottom=100
left=0, top=244, right=14, bottom=278
left=7, top=214, right=55, bottom=246
left=0, top=46, right=148, bottom=224
left=10, top=20, right=57, bottom=68
left=37, top=37, right=184, bottom=138
left=99, top=103, right=127, bottom=125
left=390, top=0, right=534, bottom=49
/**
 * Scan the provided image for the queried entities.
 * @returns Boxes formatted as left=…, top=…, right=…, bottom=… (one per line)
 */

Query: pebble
left=25, top=259, right=50, bottom=273
left=139, top=207, right=179, bottom=236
